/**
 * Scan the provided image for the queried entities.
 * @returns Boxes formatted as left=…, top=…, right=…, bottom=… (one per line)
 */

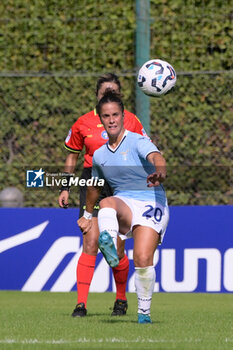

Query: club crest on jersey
left=101, top=131, right=109, bottom=140
left=120, top=149, right=129, bottom=161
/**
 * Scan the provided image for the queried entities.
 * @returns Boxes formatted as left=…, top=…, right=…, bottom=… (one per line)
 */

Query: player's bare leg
left=82, top=217, right=99, bottom=255
left=133, top=226, right=160, bottom=324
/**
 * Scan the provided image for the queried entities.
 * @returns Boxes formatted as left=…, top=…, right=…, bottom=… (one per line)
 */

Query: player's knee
left=99, top=197, right=116, bottom=209
left=134, top=253, right=152, bottom=268
left=83, top=237, right=98, bottom=255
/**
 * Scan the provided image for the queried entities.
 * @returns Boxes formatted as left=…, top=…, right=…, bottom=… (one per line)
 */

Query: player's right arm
left=58, top=152, right=80, bottom=208
left=77, top=185, right=101, bottom=234
left=59, top=118, right=84, bottom=208
left=77, top=154, right=103, bottom=233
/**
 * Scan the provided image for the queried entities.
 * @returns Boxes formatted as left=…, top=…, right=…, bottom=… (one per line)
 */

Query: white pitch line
left=0, top=338, right=204, bottom=344
left=225, top=338, right=233, bottom=342
left=1, top=337, right=232, bottom=344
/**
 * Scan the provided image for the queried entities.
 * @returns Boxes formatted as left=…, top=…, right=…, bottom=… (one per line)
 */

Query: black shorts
left=79, top=167, right=113, bottom=218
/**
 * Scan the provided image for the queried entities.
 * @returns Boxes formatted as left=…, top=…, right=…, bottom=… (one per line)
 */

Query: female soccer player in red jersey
left=58, top=73, right=148, bottom=317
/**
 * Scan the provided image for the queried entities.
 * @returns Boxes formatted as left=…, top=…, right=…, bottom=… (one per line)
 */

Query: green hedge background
left=0, top=0, right=232, bottom=207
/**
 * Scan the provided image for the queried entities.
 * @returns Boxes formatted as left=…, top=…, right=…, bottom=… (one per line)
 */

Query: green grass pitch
left=0, top=291, right=232, bottom=350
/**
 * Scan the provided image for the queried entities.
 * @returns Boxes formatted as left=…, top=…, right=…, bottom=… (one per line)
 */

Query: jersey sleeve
left=92, top=150, right=107, bottom=182
left=92, top=154, right=101, bottom=179
left=136, top=136, right=159, bottom=160
left=64, top=122, right=83, bottom=153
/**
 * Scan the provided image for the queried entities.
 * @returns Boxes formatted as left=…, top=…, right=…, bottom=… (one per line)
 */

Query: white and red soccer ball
left=137, top=59, right=176, bottom=97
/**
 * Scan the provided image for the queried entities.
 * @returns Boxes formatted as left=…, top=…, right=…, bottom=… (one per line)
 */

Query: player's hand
left=77, top=217, right=92, bottom=235
left=58, top=190, right=69, bottom=208
left=147, top=171, right=166, bottom=187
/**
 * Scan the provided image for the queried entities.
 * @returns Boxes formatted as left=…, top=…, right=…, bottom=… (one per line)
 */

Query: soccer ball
left=137, top=59, right=176, bottom=97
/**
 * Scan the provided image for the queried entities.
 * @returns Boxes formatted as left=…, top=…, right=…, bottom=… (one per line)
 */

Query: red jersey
left=64, top=108, right=147, bottom=168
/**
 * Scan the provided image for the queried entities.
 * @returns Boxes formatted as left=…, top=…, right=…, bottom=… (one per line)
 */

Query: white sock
left=98, top=208, right=118, bottom=249
left=135, top=266, right=155, bottom=315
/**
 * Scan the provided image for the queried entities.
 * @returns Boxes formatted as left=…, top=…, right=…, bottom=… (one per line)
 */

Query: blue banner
left=0, top=206, right=232, bottom=293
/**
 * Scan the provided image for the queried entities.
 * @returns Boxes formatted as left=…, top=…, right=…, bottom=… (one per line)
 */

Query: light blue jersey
left=92, top=130, right=167, bottom=206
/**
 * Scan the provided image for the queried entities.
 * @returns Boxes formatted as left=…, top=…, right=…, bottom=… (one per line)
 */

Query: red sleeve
left=64, top=119, right=83, bottom=152
left=123, top=110, right=148, bottom=137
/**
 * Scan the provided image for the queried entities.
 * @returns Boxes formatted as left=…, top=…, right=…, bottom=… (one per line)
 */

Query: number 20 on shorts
left=142, top=205, right=162, bottom=222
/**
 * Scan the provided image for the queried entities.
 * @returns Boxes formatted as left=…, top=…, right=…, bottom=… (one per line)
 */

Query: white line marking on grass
left=0, top=338, right=202, bottom=344
left=225, top=338, right=233, bottom=342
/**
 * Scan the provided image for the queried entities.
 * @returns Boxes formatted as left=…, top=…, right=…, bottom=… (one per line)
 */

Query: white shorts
left=115, top=195, right=169, bottom=244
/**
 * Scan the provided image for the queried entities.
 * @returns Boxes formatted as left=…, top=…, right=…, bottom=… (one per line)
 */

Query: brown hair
left=96, top=90, right=124, bottom=116
left=95, top=73, right=121, bottom=96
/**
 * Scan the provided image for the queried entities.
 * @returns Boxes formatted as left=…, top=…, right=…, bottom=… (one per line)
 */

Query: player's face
left=99, top=102, right=124, bottom=139
left=97, top=82, right=120, bottom=101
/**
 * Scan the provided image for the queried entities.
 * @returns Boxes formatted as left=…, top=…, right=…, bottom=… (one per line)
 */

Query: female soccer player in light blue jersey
left=78, top=91, right=169, bottom=324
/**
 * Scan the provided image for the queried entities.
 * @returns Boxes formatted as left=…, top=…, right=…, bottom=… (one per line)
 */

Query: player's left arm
left=146, top=151, right=166, bottom=187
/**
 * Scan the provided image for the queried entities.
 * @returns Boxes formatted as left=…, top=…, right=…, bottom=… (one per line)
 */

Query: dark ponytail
left=96, top=73, right=121, bottom=96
